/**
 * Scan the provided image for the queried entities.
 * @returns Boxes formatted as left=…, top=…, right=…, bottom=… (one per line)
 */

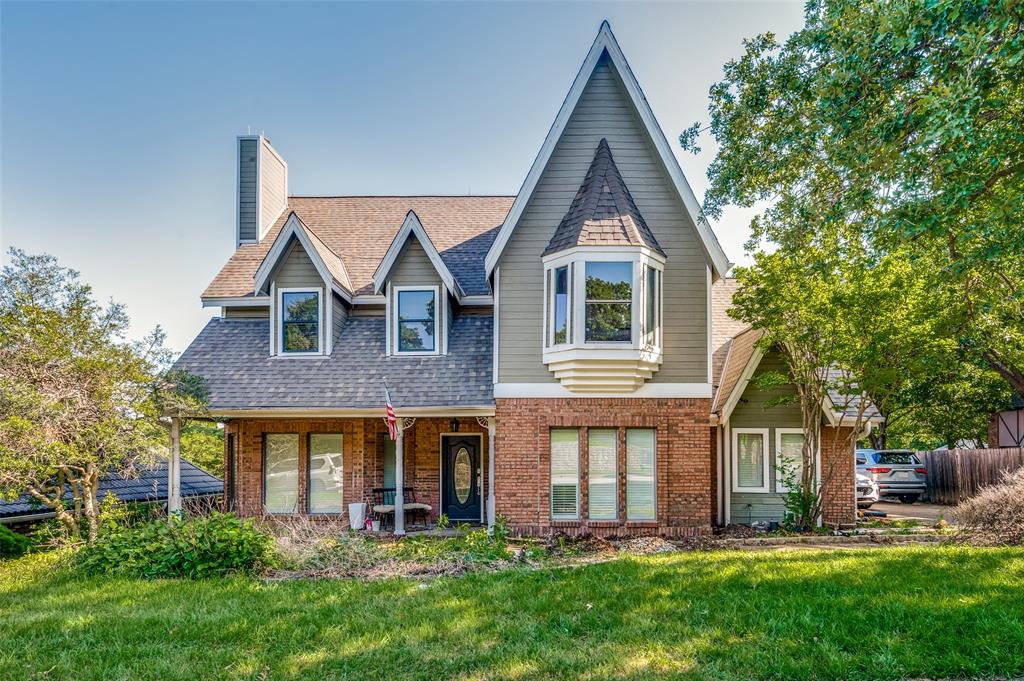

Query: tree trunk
left=983, top=350, right=1024, bottom=396
left=82, top=464, right=100, bottom=543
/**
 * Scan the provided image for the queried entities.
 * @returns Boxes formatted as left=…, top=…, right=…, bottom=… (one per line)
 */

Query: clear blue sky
left=1, top=1, right=804, bottom=352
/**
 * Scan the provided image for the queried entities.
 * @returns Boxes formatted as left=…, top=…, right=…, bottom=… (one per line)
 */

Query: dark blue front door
left=442, top=436, right=480, bottom=521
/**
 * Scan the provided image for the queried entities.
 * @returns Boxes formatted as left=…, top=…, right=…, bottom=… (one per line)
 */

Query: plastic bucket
left=348, top=502, right=367, bottom=530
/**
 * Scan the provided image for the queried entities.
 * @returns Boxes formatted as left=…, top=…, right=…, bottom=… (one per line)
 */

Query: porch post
left=168, top=417, right=182, bottom=517
left=394, top=420, right=406, bottom=536
left=487, top=416, right=496, bottom=531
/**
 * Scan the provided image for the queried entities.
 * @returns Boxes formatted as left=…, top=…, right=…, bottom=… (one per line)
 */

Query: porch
left=166, top=412, right=496, bottom=535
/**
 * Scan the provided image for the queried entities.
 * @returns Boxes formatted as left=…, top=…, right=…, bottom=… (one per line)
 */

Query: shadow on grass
left=1, top=546, right=1022, bottom=680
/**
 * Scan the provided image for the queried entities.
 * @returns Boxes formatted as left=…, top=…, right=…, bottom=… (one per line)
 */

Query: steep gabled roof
left=484, top=21, right=730, bottom=277
left=544, top=138, right=664, bottom=256
left=202, top=196, right=512, bottom=301
left=253, top=212, right=354, bottom=299
left=373, top=210, right=464, bottom=298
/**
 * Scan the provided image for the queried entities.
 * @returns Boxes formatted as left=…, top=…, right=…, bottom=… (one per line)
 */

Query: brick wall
left=225, top=417, right=488, bottom=524
left=493, top=398, right=713, bottom=537
left=820, top=425, right=856, bottom=526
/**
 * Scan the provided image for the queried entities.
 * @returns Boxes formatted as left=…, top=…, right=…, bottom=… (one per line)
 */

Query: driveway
left=869, top=500, right=952, bottom=523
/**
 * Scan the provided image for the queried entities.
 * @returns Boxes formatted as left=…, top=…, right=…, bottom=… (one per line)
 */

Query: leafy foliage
left=0, top=525, right=31, bottom=559
left=76, top=512, right=275, bottom=578
left=180, top=421, right=224, bottom=477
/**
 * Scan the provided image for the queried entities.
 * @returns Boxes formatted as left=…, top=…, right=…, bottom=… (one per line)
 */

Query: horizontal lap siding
left=271, top=242, right=327, bottom=353
left=238, top=138, right=258, bottom=242
left=497, top=55, right=708, bottom=384
left=387, top=239, right=445, bottom=354
left=259, top=139, right=287, bottom=235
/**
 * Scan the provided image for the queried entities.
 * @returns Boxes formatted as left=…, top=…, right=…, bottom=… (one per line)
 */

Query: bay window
left=584, top=261, right=632, bottom=342
left=548, top=265, right=571, bottom=346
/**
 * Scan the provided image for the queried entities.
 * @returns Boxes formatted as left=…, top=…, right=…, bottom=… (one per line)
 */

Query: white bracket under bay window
left=392, top=285, right=442, bottom=355
left=542, top=247, right=664, bottom=392
left=732, top=428, right=770, bottom=493
left=276, top=287, right=324, bottom=356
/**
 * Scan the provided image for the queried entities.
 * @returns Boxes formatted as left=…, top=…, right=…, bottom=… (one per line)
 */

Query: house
left=0, top=458, right=222, bottom=529
left=174, top=22, right=876, bottom=536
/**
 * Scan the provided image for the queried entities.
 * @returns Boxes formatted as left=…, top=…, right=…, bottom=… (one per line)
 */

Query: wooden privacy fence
left=920, top=448, right=1024, bottom=505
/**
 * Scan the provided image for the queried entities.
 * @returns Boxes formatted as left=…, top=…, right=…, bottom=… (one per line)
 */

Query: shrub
left=76, top=512, right=276, bottom=578
left=955, top=468, right=1024, bottom=546
left=0, top=524, right=31, bottom=558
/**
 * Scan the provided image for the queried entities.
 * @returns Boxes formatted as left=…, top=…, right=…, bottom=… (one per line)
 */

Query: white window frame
left=775, top=428, right=820, bottom=493
left=731, top=427, right=770, bottom=493
left=307, top=433, right=344, bottom=515
left=276, top=287, right=324, bottom=357
left=545, top=263, right=573, bottom=349
left=550, top=428, right=580, bottom=520
left=625, top=427, right=657, bottom=521
left=541, top=246, right=665, bottom=355
left=587, top=428, right=618, bottom=521
left=392, top=285, right=442, bottom=356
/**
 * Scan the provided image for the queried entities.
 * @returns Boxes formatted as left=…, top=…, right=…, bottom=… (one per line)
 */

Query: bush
left=955, top=468, right=1024, bottom=546
left=76, top=512, right=276, bottom=578
left=272, top=516, right=388, bottom=575
left=0, top=524, right=31, bottom=558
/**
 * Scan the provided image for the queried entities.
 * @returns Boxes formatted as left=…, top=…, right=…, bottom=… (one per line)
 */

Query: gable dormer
left=254, top=213, right=353, bottom=357
left=373, top=211, right=460, bottom=356
left=488, top=22, right=731, bottom=397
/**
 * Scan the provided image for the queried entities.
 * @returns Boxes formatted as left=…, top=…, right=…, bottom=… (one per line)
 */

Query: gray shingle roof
left=544, top=138, right=665, bottom=256
left=175, top=315, right=494, bottom=410
left=0, top=458, right=222, bottom=521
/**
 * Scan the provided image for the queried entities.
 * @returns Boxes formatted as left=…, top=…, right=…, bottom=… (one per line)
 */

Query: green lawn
left=2, top=545, right=1022, bottom=680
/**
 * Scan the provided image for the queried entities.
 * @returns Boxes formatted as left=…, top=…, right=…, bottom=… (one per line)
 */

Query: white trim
left=723, top=422, right=732, bottom=523
left=716, top=425, right=724, bottom=524
left=438, top=432, right=485, bottom=524
left=483, top=21, right=730, bottom=278
left=202, top=296, right=270, bottom=308
left=706, top=266, right=712, bottom=385
left=385, top=281, right=392, bottom=357
left=391, top=285, right=442, bottom=356
left=269, top=281, right=276, bottom=355
left=493, top=382, right=712, bottom=399
left=774, top=427, right=807, bottom=493
left=492, top=266, right=500, bottom=384
left=352, top=294, right=387, bottom=305
left=731, top=427, right=770, bottom=493
left=253, top=213, right=353, bottom=302
left=276, top=287, right=325, bottom=357
left=549, top=427, right=581, bottom=521
left=372, top=210, right=464, bottom=300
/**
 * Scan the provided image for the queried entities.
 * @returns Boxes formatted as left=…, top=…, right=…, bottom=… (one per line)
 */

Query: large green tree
left=684, top=0, right=1024, bottom=395
left=0, top=249, right=201, bottom=542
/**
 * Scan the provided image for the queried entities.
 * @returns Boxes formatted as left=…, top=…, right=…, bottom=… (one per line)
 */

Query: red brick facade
left=224, top=417, right=489, bottom=524
left=819, top=426, right=856, bottom=527
left=493, top=398, right=714, bottom=537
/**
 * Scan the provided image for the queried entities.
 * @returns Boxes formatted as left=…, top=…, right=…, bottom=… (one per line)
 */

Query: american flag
left=383, top=379, right=397, bottom=441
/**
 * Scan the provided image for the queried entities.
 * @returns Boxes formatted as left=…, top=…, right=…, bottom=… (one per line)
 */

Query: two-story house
left=175, top=22, right=873, bottom=535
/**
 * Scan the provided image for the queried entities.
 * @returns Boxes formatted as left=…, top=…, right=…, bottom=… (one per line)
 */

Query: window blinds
left=626, top=429, right=656, bottom=520
left=550, top=429, right=579, bottom=519
left=588, top=429, right=617, bottom=520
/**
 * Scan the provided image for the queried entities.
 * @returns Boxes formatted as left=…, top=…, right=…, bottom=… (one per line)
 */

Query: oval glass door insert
left=454, top=447, right=472, bottom=503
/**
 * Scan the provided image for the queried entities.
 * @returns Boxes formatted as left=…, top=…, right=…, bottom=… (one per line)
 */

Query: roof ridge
left=287, top=194, right=517, bottom=199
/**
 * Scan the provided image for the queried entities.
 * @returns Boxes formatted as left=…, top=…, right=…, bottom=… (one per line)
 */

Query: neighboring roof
left=485, top=21, right=730, bottom=277
left=373, top=211, right=464, bottom=298
left=204, top=196, right=514, bottom=300
left=0, top=458, right=222, bottom=522
left=712, top=326, right=763, bottom=414
left=543, top=138, right=664, bottom=256
left=174, top=315, right=494, bottom=410
left=253, top=212, right=354, bottom=298
left=711, top=277, right=746, bottom=388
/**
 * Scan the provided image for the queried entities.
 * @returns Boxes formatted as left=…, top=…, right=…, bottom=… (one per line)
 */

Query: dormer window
left=278, top=288, right=322, bottom=355
left=395, top=286, right=439, bottom=354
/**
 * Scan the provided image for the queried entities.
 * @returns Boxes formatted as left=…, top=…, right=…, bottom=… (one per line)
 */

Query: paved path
left=870, top=500, right=952, bottom=523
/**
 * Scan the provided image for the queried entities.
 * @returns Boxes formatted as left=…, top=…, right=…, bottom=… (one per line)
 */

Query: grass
left=2, top=545, right=1023, bottom=680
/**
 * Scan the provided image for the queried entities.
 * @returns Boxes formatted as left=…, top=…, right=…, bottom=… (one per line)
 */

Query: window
left=308, top=433, right=344, bottom=514
left=264, top=434, right=299, bottom=513
left=280, top=290, right=321, bottom=354
left=588, top=429, right=617, bottom=520
left=383, top=440, right=396, bottom=488
left=626, top=429, right=656, bottom=519
left=732, top=428, right=770, bottom=493
left=775, top=429, right=806, bottom=492
left=550, top=429, right=579, bottom=519
left=644, top=266, right=660, bottom=347
left=396, top=288, right=437, bottom=353
left=585, top=261, right=632, bottom=342
left=548, top=265, right=570, bottom=346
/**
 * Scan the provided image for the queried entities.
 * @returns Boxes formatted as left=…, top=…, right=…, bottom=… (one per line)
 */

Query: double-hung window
left=588, top=429, right=617, bottom=520
left=395, top=288, right=437, bottom=353
left=550, top=429, right=580, bottom=519
left=732, top=428, right=770, bottom=493
left=775, top=429, right=807, bottom=492
left=308, top=433, right=344, bottom=514
left=279, top=289, right=321, bottom=354
left=548, top=265, right=571, bottom=346
left=626, top=429, right=656, bottom=520
left=584, top=261, right=633, bottom=342
left=264, top=433, right=299, bottom=514
left=644, top=265, right=660, bottom=347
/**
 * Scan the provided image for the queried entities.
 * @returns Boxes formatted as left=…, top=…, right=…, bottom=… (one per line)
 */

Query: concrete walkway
left=870, top=500, right=952, bottom=523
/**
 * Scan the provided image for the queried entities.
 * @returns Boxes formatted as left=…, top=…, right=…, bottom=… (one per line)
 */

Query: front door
left=442, top=435, right=481, bottom=522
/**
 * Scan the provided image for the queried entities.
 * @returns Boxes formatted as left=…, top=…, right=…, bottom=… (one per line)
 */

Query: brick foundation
left=493, top=398, right=713, bottom=536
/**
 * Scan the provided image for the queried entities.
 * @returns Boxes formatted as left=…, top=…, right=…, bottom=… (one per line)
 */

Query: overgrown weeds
left=955, top=468, right=1024, bottom=546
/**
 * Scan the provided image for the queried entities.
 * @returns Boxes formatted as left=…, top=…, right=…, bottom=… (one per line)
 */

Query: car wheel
left=898, top=495, right=918, bottom=504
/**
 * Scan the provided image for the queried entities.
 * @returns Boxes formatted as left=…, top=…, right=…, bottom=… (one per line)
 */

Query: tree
left=181, top=422, right=224, bottom=477
left=0, top=249, right=201, bottom=542
left=683, top=0, right=1024, bottom=395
